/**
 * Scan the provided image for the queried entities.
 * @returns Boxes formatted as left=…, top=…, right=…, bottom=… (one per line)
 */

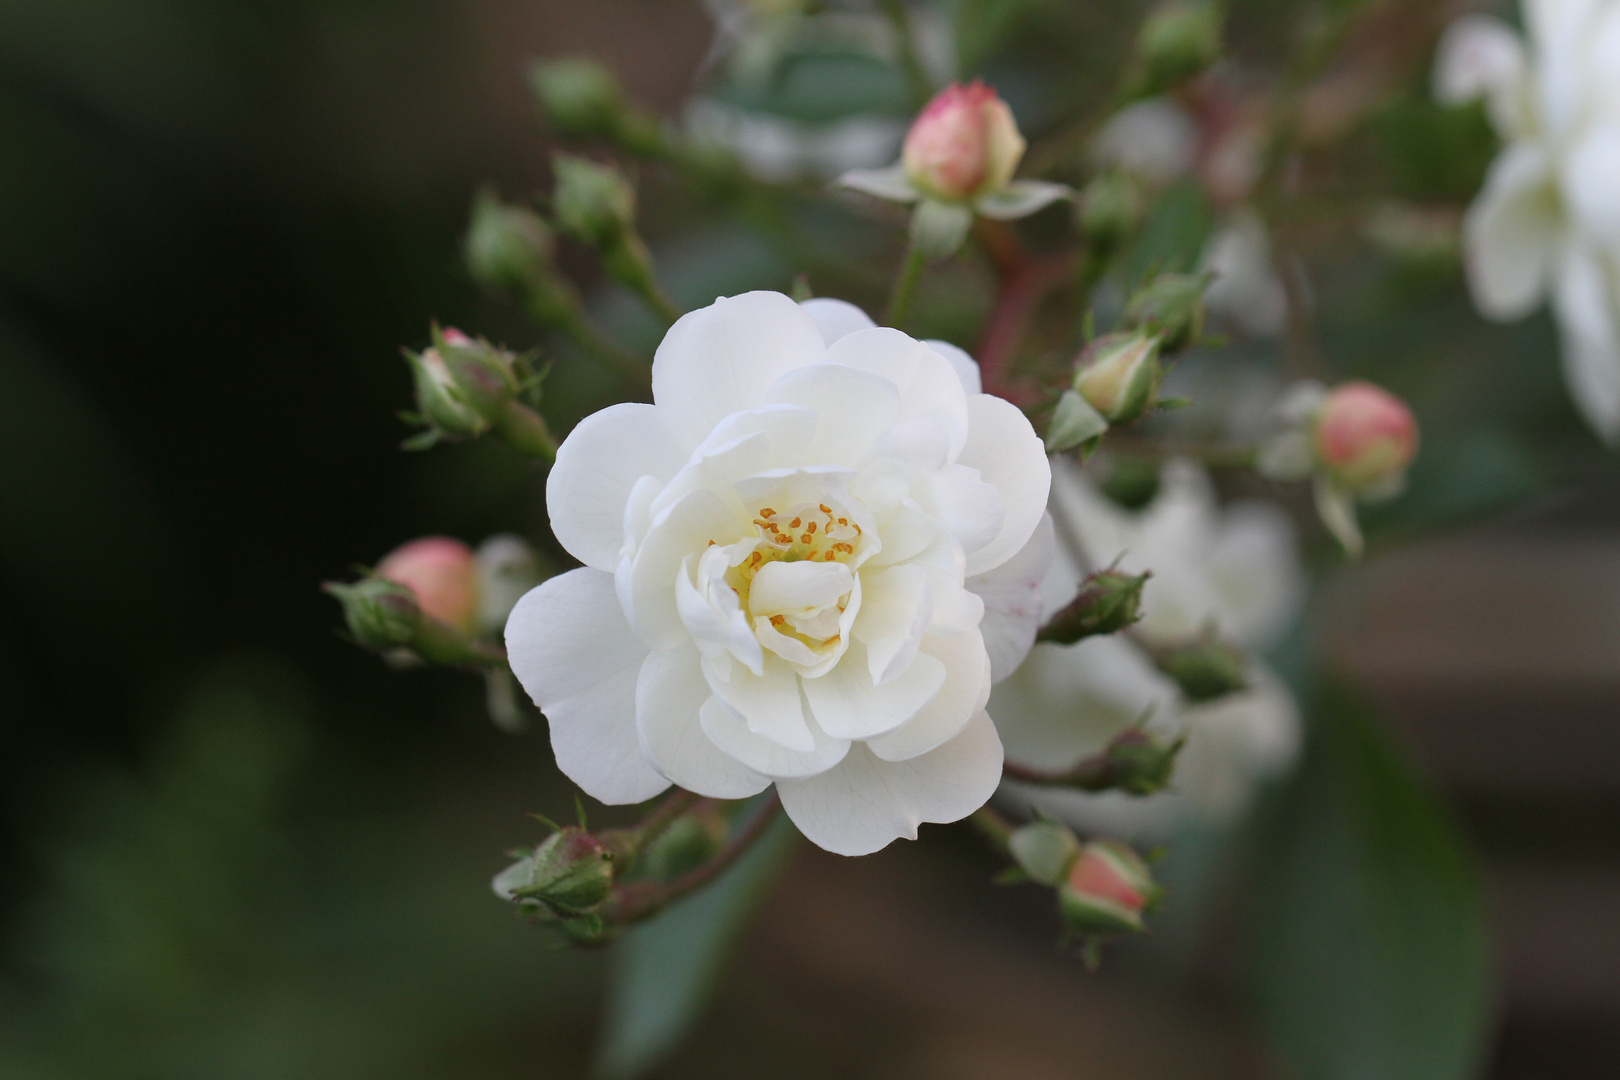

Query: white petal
left=989, top=635, right=1177, bottom=770
left=1562, top=124, right=1620, bottom=250
left=958, top=393, right=1051, bottom=577
left=973, top=180, right=1071, bottom=220
left=836, top=164, right=920, bottom=203
left=1463, top=143, right=1560, bottom=321
left=505, top=569, right=669, bottom=804
left=1434, top=15, right=1527, bottom=136
left=1552, top=243, right=1620, bottom=445
left=705, top=655, right=816, bottom=752
left=627, top=489, right=741, bottom=649
left=866, top=630, right=991, bottom=762
left=1205, top=501, right=1305, bottom=650
left=651, top=291, right=826, bottom=444
left=824, top=327, right=972, bottom=459
left=1092, top=98, right=1195, bottom=183
left=763, top=361, right=902, bottom=466
left=800, top=297, right=877, bottom=346
left=637, top=644, right=770, bottom=799
left=924, top=339, right=982, bottom=394
left=966, top=512, right=1055, bottom=683
left=699, top=694, right=850, bottom=779
left=1313, top=475, right=1364, bottom=559
left=800, top=643, right=945, bottom=741
left=777, top=710, right=1004, bottom=856
left=852, top=564, right=931, bottom=684
left=1171, top=665, right=1301, bottom=822
left=932, top=463, right=1006, bottom=557
left=546, top=403, right=688, bottom=571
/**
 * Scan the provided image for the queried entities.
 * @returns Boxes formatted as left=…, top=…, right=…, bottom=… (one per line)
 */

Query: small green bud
left=465, top=189, right=554, bottom=295
left=1073, top=332, right=1163, bottom=424
left=631, top=808, right=728, bottom=882
left=1077, top=171, right=1145, bottom=250
left=1059, top=840, right=1160, bottom=936
left=1134, top=1, right=1224, bottom=95
left=1097, top=727, right=1182, bottom=796
left=529, top=58, right=624, bottom=139
left=1123, top=272, right=1210, bottom=352
left=494, top=826, right=616, bottom=920
left=1009, top=821, right=1082, bottom=887
left=323, top=577, right=421, bottom=649
left=1150, top=631, right=1248, bottom=702
left=403, top=327, right=522, bottom=441
left=1037, top=568, right=1149, bottom=644
left=552, top=154, right=636, bottom=249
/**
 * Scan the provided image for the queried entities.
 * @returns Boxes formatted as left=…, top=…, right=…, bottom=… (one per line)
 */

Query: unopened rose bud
left=902, top=80, right=1026, bottom=203
left=404, top=327, right=521, bottom=441
left=1037, top=568, right=1149, bottom=644
left=1059, top=840, right=1160, bottom=936
left=1313, top=381, right=1419, bottom=493
left=528, top=57, right=665, bottom=156
left=1124, top=272, right=1210, bottom=352
left=1077, top=171, right=1145, bottom=250
left=1043, top=389, right=1111, bottom=454
left=552, top=154, right=635, bottom=248
left=630, top=807, right=728, bottom=882
left=1150, top=632, right=1248, bottom=702
left=493, top=826, right=616, bottom=920
left=474, top=534, right=541, bottom=636
left=465, top=189, right=554, bottom=295
left=377, top=536, right=480, bottom=637
left=1098, top=727, right=1182, bottom=796
left=1073, top=332, right=1163, bottom=423
left=1133, top=1, right=1224, bottom=95
left=323, top=577, right=420, bottom=649
left=1009, top=820, right=1083, bottom=887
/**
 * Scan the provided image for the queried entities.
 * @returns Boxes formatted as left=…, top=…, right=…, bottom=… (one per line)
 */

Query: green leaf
left=1249, top=681, right=1494, bottom=1080
left=591, top=809, right=799, bottom=1080
left=1119, top=181, right=1212, bottom=289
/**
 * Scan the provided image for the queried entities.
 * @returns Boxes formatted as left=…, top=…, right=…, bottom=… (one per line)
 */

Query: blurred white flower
left=1201, top=207, right=1289, bottom=338
left=506, top=292, right=1052, bottom=856
left=1092, top=98, right=1198, bottom=186
left=686, top=98, right=904, bottom=182
left=991, top=457, right=1304, bottom=837
left=1436, top=0, right=1620, bottom=444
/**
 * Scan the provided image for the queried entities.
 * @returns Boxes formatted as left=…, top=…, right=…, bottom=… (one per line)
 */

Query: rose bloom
left=992, top=459, right=1303, bottom=838
left=1436, top=0, right=1620, bottom=442
left=902, top=80, right=1025, bottom=202
left=506, top=292, right=1051, bottom=855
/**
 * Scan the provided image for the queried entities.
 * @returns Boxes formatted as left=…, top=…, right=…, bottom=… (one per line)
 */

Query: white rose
left=1436, top=0, right=1620, bottom=444
left=506, top=292, right=1052, bottom=856
left=991, top=458, right=1304, bottom=837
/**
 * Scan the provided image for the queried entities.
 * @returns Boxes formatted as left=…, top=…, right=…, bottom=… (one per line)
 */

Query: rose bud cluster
left=1258, top=380, right=1420, bottom=557
left=838, top=82, right=1070, bottom=259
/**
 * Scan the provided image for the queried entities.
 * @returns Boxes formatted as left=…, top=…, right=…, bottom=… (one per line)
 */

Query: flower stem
left=495, top=401, right=558, bottom=461
left=604, top=791, right=783, bottom=925
left=969, top=803, right=1015, bottom=855
left=885, top=241, right=928, bottom=330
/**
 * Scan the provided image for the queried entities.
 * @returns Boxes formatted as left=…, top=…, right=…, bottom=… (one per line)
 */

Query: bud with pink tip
left=1058, top=840, right=1160, bottom=936
left=1312, top=381, right=1419, bottom=493
left=902, top=80, right=1026, bottom=203
left=378, top=536, right=480, bottom=636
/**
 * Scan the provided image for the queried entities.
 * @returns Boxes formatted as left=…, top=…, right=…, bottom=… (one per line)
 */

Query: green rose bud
left=1134, top=1, right=1224, bottom=95
left=1036, top=568, right=1149, bottom=644
left=552, top=154, right=636, bottom=249
left=1124, top=272, right=1210, bottom=352
left=322, top=577, right=421, bottom=650
left=1150, top=631, right=1248, bottom=702
left=464, top=189, right=554, bottom=296
left=1009, top=821, right=1083, bottom=887
left=494, top=826, right=616, bottom=920
left=1073, top=332, right=1163, bottom=424
left=1077, top=171, right=1145, bottom=250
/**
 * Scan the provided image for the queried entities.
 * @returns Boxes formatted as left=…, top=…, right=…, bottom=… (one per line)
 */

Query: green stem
left=495, top=401, right=558, bottom=461
left=969, top=804, right=1016, bottom=855
left=877, top=0, right=933, bottom=108
left=885, top=242, right=927, bottom=330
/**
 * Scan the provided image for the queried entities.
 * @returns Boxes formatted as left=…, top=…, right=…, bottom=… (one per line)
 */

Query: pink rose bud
left=901, top=80, right=1026, bottom=202
left=377, top=536, right=480, bottom=635
left=439, top=326, right=473, bottom=347
left=1058, top=840, right=1158, bottom=936
left=1313, top=381, right=1419, bottom=491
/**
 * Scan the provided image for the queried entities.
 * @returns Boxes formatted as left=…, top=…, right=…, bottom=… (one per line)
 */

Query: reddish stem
left=972, top=249, right=1077, bottom=407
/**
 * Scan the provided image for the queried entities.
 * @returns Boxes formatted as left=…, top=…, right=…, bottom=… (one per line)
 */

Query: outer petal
left=777, top=710, right=1004, bottom=856
left=699, top=695, right=850, bottom=779
left=866, top=630, right=990, bottom=761
left=837, top=164, right=920, bottom=203
left=1206, top=501, right=1305, bottom=650
left=637, top=643, right=770, bottom=799
left=1562, top=124, right=1620, bottom=250
left=763, top=362, right=903, bottom=467
left=800, top=297, right=877, bottom=346
left=924, top=339, right=982, bottom=394
left=546, top=403, right=688, bottom=571
left=1433, top=14, right=1528, bottom=136
left=1552, top=242, right=1620, bottom=445
left=1462, top=143, right=1560, bottom=321
left=824, top=327, right=972, bottom=459
left=506, top=569, right=670, bottom=804
left=801, top=642, right=946, bottom=741
left=973, top=180, right=1071, bottom=220
left=652, top=291, right=826, bottom=443
left=966, top=512, right=1055, bottom=682
left=958, top=393, right=1051, bottom=576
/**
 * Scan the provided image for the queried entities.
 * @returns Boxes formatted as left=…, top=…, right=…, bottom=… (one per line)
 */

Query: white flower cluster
left=506, top=292, right=1052, bottom=855
left=992, top=459, right=1304, bottom=838
left=1437, top=0, right=1620, bottom=442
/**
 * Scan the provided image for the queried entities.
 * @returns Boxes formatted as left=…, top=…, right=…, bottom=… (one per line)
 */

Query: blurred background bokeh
left=2, top=0, right=1618, bottom=1077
